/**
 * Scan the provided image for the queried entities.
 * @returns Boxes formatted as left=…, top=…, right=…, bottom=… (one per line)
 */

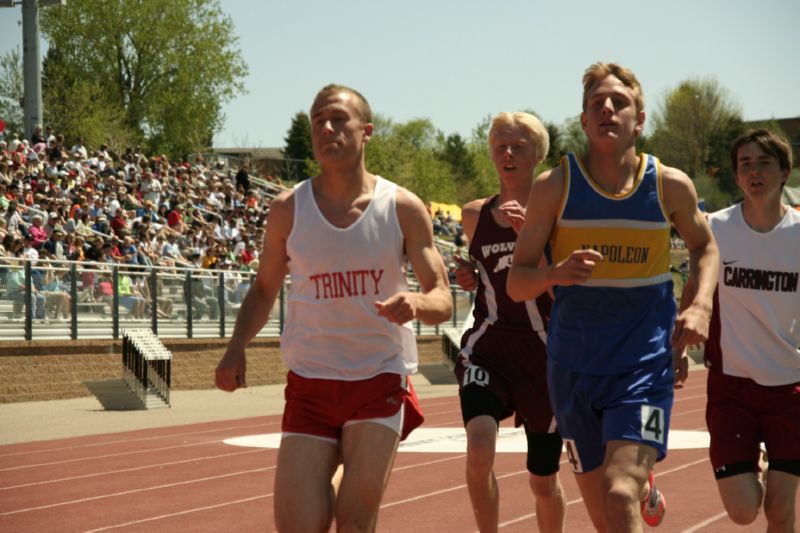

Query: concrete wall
left=0, top=336, right=452, bottom=403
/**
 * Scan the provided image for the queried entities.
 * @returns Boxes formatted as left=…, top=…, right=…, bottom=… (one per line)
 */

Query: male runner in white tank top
left=682, top=129, right=800, bottom=532
left=215, top=84, right=452, bottom=532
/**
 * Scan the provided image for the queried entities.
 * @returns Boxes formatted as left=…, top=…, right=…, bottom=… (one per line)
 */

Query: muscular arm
left=215, top=190, right=293, bottom=391
left=507, top=167, right=602, bottom=301
left=375, top=187, right=452, bottom=326
left=662, top=166, right=719, bottom=352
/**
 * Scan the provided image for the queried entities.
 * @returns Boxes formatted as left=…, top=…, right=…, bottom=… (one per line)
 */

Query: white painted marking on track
left=224, top=428, right=710, bottom=452
left=83, top=494, right=273, bottom=533
left=681, top=511, right=728, bottom=532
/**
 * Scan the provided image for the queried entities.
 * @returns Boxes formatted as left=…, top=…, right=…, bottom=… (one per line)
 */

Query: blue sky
left=1, top=0, right=798, bottom=149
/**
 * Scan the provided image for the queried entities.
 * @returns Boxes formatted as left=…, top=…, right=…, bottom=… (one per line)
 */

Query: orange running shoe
left=641, top=470, right=666, bottom=527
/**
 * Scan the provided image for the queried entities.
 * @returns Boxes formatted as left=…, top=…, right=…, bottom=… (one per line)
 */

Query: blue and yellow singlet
left=546, top=153, right=677, bottom=374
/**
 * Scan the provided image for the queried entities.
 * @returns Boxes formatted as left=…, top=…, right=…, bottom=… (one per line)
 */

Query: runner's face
left=735, top=142, right=788, bottom=203
left=310, top=92, right=372, bottom=165
left=490, top=124, right=538, bottom=183
left=581, top=75, right=644, bottom=148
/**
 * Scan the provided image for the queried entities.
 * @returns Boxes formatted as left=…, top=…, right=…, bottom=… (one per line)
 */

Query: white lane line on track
left=0, top=448, right=266, bottom=491
left=673, top=393, right=707, bottom=403
left=393, top=454, right=466, bottom=472
left=381, top=469, right=529, bottom=509
left=0, top=420, right=278, bottom=459
left=497, top=457, right=712, bottom=529
left=498, top=496, right=587, bottom=530
left=82, top=493, right=274, bottom=533
left=0, top=467, right=275, bottom=516
left=682, top=511, right=728, bottom=532
left=0, top=438, right=259, bottom=472
left=671, top=407, right=706, bottom=418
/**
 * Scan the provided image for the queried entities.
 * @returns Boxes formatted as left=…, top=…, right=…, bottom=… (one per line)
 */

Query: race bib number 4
left=641, top=405, right=665, bottom=444
left=564, top=438, right=583, bottom=473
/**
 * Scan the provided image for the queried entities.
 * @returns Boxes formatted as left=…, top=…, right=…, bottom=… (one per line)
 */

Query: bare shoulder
left=460, top=197, right=487, bottom=241
left=461, top=198, right=486, bottom=220
left=264, top=187, right=296, bottom=237
left=536, top=164, right=565, bottom=186
left=395, top=185, right=429, bottom=219
left=530, top=165, right=566, bottom=207
left=660, top=164, right=699, bottom=214
left=661, top=164, right=694, bottom=190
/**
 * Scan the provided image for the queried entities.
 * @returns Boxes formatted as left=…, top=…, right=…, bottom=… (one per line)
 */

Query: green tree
left=543, top=122, right=563, bottom=169
left=436, top=132, right=478, bottom=191
left=649, top=78, right=742, bottom=180
left=365, top=116, right=456, bottom=203
left=0, top=48, right=24, bottom=140
left=561, top=114, right=589, bottom=157
left=465, top=114, right=501, bottom=203
left=283, top=111, right=313, bottom=181
left=40, top=0, right=247, bottom=158
left=42, top=46, right=137, bottom=153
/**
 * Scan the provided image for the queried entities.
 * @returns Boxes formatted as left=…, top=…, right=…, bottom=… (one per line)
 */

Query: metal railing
left=0, top=257, right=474, bottom=341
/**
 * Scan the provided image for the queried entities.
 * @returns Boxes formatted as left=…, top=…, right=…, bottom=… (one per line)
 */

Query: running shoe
left=641, top=470, right=666, bottom=527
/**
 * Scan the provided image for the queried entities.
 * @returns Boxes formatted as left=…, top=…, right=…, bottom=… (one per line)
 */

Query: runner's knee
left=526, top=431, right=562, bottom=476
left=528, top=472, right=562, bottom=499
left=725, top=503, right=760, bottom=526
left=466, top=431, right=496, bottom=473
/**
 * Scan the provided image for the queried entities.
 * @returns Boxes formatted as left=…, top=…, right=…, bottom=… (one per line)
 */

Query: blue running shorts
left=547, top=356, right=674, bottom=474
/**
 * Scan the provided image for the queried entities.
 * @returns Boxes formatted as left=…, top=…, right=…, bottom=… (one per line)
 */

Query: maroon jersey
left=461, top=195, right=551, bottom=357
left=456, top=196, right=555, bottom=433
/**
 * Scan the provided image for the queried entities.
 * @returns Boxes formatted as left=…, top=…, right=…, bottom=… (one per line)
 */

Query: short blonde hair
left=582, top=62, right=644, bottom=113
left=489, top=112, right=550, bottom=162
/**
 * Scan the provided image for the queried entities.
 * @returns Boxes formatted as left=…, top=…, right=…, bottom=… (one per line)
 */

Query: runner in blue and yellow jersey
left=508, top=62, right=719, bottom=532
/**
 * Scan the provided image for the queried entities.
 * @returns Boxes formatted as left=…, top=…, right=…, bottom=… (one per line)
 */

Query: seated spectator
left=5, top=258, right=46, bottom=320
left=41, top=227, right=66, bottom=260
left=26, top=214, right=48, bottom=249
left=21, top=234, right=39, bottom=261
left=94, top=271, right=114, bottom=305
left=117, top=268, right=146, bottom=319
left=134, top=275, right=173, bottom=319
left=40, top=267, right=70, bottom=319
left=118, top=235, right=141, bottom=266
left=240, top=241, right=257, bottom=266
left=66, top=234, right=86, bottom=262
left=109, top=207, right=129, bottom=236
left=185, top=253, right=219, bottom=320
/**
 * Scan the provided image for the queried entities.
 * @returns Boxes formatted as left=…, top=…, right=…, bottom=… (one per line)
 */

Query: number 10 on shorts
left=641, top=405, right=665, bottom=444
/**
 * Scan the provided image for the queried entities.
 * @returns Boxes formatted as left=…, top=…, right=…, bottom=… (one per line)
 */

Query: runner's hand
left=549, top=249, right=603, bottom=286
left=673, top=348, right=689, bottom=389
left=497, top=200, right=526, bottom=234
left=215, top=347, right=247, bottom=392
left=671, top=303, right=711, bottom=355
left=453, top=255, right=477, bottom=291
left=375, top=292, right=418, bottom=324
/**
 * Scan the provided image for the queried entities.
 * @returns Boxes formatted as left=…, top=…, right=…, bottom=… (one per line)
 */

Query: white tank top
left=707, top=204, right=800, bottom=385
left=281, top=176, right=418, bottom=379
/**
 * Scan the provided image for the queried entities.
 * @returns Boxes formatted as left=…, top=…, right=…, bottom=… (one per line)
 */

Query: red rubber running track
left=1, top=368, right=797, bottom=532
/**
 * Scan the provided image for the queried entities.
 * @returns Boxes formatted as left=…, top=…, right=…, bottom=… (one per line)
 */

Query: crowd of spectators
left=0, top=125, right=276, bottom=320
left=0, top=125, right=272, bottom=266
